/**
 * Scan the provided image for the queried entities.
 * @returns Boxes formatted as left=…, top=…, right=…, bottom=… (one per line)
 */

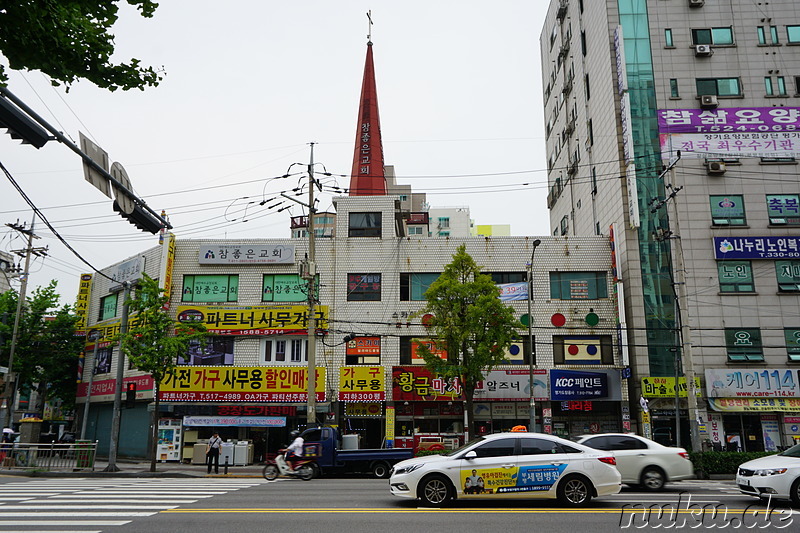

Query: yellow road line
left=162, top=508, right=766, bottom=514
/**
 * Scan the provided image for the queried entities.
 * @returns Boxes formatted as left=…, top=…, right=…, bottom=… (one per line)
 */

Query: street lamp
left=526, top=239, right=541, bottom=432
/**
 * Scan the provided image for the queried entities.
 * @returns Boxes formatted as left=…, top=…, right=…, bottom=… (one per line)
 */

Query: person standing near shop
left=206, top=432, right=222, bottom=474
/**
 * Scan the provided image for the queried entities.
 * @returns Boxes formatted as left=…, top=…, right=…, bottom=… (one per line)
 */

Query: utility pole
left=651, top=152, right=702, bottom=452
left=280, top=143, right=322, bottom=429
left=1, top=215, right=47, bottom=430
left=80, top=329, right=100, bottom=440
left=104, top=281, right=130, bottom=472
left=304, top=144, right=318, bottom=428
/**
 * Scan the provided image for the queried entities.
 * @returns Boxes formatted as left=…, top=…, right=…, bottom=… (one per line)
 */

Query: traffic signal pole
left=0, top=87, right=169, bottom=233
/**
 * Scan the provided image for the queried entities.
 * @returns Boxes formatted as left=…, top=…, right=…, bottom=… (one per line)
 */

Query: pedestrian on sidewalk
left=206, top=432, right=222, bottom=474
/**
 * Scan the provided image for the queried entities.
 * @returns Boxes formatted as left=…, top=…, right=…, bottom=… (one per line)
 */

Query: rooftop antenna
left=367, top=10, right=373, bottom=44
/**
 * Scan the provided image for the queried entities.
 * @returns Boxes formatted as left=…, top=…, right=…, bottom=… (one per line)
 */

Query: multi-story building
left=76, top=195, right=620, bottom=459
left=541, top=0, right=800, bottom=450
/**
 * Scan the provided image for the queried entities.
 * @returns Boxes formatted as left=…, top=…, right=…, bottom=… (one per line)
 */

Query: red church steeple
left=349, top=38, right=386, bottom=196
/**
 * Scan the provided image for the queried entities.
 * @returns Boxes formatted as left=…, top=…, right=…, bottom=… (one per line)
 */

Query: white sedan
left=389, top=432, right=622, bottom=507
left=737, top=445, right=800, bottom=505
left=576, top=433, right=694, bottom=490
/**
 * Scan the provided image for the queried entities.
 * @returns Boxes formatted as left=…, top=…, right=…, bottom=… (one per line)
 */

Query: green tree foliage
left=0, top=282, right=83, bottom=413
left=116, top=273, right=205, bottom=471
left=416, top=244, right=522, bottom=439
left=0, top=0, right=163, bottom=90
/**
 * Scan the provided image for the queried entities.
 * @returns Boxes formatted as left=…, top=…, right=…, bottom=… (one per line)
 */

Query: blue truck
left=301, top=426, right=414, bottom=478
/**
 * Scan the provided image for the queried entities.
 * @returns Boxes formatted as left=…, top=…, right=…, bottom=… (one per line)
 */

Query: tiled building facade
left=77, top=196, right=623, bottom=459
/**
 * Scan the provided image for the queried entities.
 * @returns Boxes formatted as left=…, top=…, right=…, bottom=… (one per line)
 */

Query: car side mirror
left=464, top=451, right=477, bottom=459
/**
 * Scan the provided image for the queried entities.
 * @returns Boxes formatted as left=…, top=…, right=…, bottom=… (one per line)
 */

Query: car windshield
left=443, top=436, right=486, bottom=457
left=779, top=444, right=800, bottom=457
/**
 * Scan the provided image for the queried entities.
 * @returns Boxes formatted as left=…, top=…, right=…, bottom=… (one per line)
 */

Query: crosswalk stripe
left=46, top=494, right=211, bottom=500
left=0, top=521, right=129, bottom=526
left=0, top=478, right=261, bottom=531
left=8, top=530, right=102, bottom=533
left=0, top=505, right=177, bottom=510
left=23, top=500, right=198, bottom=504
left=0, top=512, right=156, bottom=517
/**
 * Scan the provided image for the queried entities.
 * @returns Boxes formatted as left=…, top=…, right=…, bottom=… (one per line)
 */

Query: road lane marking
left=160, top=507, right=794, bottom=514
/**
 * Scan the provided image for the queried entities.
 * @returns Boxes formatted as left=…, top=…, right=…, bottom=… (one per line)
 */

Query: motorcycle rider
left=284, top=430, right=304, bottom=471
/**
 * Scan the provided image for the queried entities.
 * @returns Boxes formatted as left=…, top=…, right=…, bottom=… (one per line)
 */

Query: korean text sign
left=159, top=366, right=326, bottom=402
left=176, top=304, right=329, bottom=335
left=550, top=369, right=608, bottom=401
left=392, top=366, right=464, bottom=401
left=705, top=369, right=800, bottom=398
left=338, top=366, right=385, bottom=401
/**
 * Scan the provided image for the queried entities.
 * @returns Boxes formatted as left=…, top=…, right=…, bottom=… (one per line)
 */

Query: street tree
left=116, top=273, right=206, bottom=472
left=416, top=244, right=522, bottom=440
left=0, top=0, right=163, bottom=90
left=0, top=282, right=83, bottom=418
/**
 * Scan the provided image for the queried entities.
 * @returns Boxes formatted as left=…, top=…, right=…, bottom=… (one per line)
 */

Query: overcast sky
left=0, top=1, right=548, bottom=302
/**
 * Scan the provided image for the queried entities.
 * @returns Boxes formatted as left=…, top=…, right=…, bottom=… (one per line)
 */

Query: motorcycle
left=262, top=450, right=317, bottom=481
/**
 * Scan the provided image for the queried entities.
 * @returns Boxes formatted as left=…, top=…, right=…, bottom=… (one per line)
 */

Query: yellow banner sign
left=339, top=366, right=385, bottom=401
left=641, top=376, right=702, bottom=398
left=176, top=304, right=328, bottom=335
left=74, top=273, right=93, bottom=331
left=710, top=397, right=800, bottom=412
left=386, top=406, right=395, bottom=441
left=159, top=366, right=326, bottom=402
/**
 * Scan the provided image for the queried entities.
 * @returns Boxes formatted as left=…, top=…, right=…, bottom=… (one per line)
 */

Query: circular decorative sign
left=551, top=313, right=566, bottom=327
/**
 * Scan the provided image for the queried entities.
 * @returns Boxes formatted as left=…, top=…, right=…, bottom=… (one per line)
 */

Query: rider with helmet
left=284, top=430, right=304, bottom=471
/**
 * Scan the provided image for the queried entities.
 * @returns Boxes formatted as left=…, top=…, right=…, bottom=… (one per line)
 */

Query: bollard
left=224, top=457, right=229, bottom=475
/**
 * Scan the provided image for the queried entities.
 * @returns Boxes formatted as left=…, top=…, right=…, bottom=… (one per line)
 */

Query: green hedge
left=415, top=450, right=446, bottom=457
left=689, top=451, right=776, bottom=476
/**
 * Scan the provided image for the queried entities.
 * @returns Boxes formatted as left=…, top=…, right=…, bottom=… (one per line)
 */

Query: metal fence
left=0, top=441, right=98, bottom=471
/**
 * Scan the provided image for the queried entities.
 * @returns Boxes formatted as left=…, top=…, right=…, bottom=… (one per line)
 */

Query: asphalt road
left=0, top=477, right=795, bottom=533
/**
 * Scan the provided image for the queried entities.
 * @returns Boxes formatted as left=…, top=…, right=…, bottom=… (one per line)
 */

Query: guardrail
left=0, top=441, right=98, bottom=471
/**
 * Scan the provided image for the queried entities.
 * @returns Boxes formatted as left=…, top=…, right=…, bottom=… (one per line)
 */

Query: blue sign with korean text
left=714, top=236, right=800, bottom=260
left=550, top=370, right=609, bottom=401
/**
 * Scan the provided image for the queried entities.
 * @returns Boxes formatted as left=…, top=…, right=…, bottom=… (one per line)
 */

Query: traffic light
left=113, top=200, right=164, bottom=234
left=0, top=94, right=50, bottom=148
left=125, top=382, right=136, bottom=409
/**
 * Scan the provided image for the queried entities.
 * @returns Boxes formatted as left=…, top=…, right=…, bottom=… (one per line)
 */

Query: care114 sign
left=705, top=369, right=800, bottom=398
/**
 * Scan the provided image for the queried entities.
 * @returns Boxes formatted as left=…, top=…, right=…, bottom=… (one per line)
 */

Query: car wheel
left=372, top=461, right=390, bottom=479
left=419, top=475, right=453, bottom=507
left=557, top=475, right=593, bottom=507
left=640, top=467, right=666, bottom=491
left=262, top=464, right=279, bottom=481
left=790, top=478, right=800, bottom=507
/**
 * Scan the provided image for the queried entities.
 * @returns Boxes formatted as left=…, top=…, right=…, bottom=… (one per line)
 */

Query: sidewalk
left=0, top=457, right=266, bottom=478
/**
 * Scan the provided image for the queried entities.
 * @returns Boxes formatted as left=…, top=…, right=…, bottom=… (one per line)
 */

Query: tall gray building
left=541, top=0, right=800, bottom=450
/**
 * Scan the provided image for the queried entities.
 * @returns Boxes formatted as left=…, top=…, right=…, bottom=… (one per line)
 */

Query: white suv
left=576, top=433, right=694, bottom=491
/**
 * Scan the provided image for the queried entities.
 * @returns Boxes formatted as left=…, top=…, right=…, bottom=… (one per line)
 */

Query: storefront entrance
left=722, top=414, right=765, bottom=452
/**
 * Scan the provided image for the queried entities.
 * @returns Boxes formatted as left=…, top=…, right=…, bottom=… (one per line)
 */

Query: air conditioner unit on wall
left=688, top=0, right=704, bottom=7
left=695, top=44, right=713, bottom=56
left=707, top=161, right=727, bottom=175
left=700, top=94, right=719, bottom=108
